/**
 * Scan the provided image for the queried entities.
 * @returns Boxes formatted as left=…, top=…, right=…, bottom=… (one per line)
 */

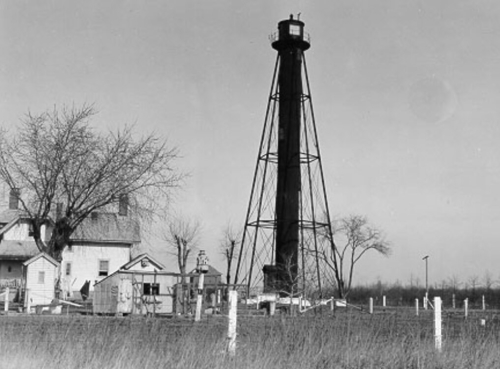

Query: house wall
left=0, top=261, right=22, bottom=282
left=61, top=244, right=131, bottom=293
left=25, top=258, right=57, bottom=306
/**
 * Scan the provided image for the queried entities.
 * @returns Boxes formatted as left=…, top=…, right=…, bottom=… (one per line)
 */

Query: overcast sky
left=2, top=0, right=500, bottom=288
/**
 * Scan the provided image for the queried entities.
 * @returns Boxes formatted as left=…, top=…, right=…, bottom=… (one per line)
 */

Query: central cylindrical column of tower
left=272, top=16, right=310, bottom=293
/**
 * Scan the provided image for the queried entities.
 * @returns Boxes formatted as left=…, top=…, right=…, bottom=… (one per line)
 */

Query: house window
left=7, top=266, right=11, bottom=273
left=143, top=283, right=160, bottom=295
left=38, top=271, right=45, bottom=284
left=98, top=260, right=109, bottom=277
left=65, top=262, right=72, bottom=276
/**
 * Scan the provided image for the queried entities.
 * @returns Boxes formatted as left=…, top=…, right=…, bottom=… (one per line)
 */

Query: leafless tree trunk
left=220, top=225, right=240, bottom=285
left=321, top=215, right=391, bottom=298
left=164, top=215, right=201, bottom=314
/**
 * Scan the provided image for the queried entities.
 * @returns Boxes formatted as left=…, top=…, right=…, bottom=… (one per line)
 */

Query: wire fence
left=0, top=301, right=499, bottom=344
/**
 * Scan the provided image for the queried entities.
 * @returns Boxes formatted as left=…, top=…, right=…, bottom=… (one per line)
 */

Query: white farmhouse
left=0, top=190, right=141, bottom=298
left=61, top=211, right=141, bottom=296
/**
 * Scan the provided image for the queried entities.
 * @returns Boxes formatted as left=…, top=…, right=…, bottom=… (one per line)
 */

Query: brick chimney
left=56, top=202, right=63, bottom=220
left=118, top=194, right=128, bottom=216
left=8, top=188, right=20, bottom=210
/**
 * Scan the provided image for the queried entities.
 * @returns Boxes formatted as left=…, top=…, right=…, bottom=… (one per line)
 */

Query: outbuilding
left=22, top=253, right=59, bottom=307
left=93, top=254, right=180, bottom=315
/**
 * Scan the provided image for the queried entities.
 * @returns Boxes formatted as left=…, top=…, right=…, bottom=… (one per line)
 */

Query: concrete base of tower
left=263, top=264, right=297, bottom=296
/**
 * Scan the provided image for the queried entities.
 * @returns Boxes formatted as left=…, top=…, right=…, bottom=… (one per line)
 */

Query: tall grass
left=0, top=309, right=498, bottom=369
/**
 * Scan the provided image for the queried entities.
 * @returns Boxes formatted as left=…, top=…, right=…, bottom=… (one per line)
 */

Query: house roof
left=70, top=212, right=141, bottom=244
left=0, top=209, right=52, bottom=237
left=23, top=252, right=59, bottom=267
left=188, top=264, right=223, bottom=277
left=120, top=253, right=165, bottom=270
left=0, top=240, right=39, bottom=260
left=0, top=209, right=27, bottom=224
left=0, top=208, right=140, bottom=260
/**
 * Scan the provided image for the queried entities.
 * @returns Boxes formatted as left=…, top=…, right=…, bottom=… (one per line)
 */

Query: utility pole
left=422, top=255, right=429, bottom=309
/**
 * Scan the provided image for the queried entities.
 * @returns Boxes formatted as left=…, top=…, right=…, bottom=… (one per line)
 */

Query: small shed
left=93, top=269, right=180, bottom=315
left=23, top=253, right=59, bottom=307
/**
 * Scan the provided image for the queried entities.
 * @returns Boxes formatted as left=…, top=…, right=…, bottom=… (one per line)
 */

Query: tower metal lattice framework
left=233, top=16, right=336, bottom=297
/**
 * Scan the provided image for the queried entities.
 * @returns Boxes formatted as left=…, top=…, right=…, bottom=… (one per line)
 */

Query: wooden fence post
left=227, top=290, right=237, bottom=356
left=434, top=297, right=442, bottom=352
left=452, top=293, right=456, bottom=309
left=330, top=297, right=334, bottom=313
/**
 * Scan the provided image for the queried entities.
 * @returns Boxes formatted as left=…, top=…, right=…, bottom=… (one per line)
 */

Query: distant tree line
left=343, top=280, right=500, bottom=309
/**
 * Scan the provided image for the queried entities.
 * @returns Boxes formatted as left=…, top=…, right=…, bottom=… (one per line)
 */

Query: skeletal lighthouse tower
left=233, top=16, right=335, bottom=296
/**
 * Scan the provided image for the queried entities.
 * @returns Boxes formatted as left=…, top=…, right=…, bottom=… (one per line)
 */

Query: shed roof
left=70, top=212, right=141, bottom=244
left=23, top=252, right=59, bottom=267
left=0, top=240, right=39, bottom=260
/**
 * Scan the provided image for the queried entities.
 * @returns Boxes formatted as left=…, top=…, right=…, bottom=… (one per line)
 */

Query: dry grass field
left=0, top=307, right=498, bottom=369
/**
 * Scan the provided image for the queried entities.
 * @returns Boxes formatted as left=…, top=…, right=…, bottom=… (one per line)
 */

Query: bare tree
left=0, top=104, right=182, bottom=260
left=447, top=274, right=461, bottom=293
left=219, top=225, right=240, bottom=285
left=164, top=214, right=201, bottom=314
left=483, top=271, right=495, bottom=291
left=322, top=215, right=391, bottom=298
left=165, top=215, right=201, bottom=277
left=467, top=275, right=480, bottom=293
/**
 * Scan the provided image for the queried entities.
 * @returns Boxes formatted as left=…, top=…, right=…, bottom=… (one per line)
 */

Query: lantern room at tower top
left=270, top=14, right=310, bottom=51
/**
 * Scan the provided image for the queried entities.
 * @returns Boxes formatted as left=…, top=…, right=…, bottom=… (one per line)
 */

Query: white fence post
left=369, top=297, right=373, bottom=314
left=195, top=272, right=205, bottom=322
left=330, top=297, right=334, bottom=312
left=4, top=287, right=9, bottom=314
left=452, top=293, right=456, bottom=309
left=382, top=295, right=386, bottom=307
left=269, top=301, right=276, bottom=316
left=424, top=293, right=428, bottom=310
left=25, top=289, right=32, bottom=314
left=434, top=297, right=442, bottom=352
left=482, top=295, right=485, bottom=311
left=415, top=298, right=419, bottom=316
left=464, top=298, right=468, bottom=319
left=227, top=290, right=237, bottom=356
